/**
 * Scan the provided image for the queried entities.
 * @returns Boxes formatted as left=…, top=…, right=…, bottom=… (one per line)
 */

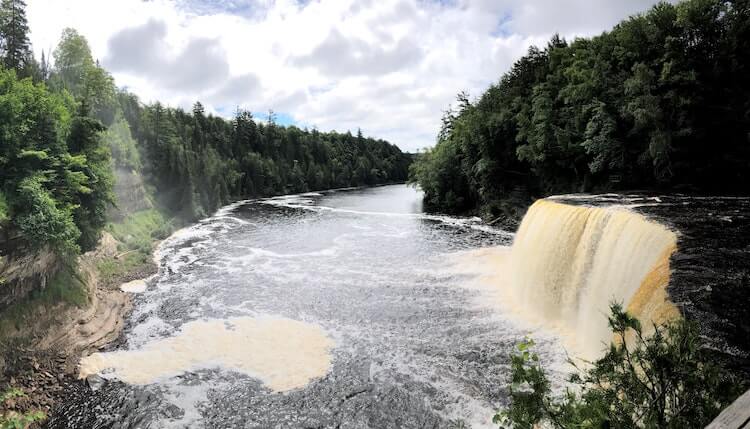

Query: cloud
left=485, top=0, right=672, bottom=35
left=293, top=29, right=423, bottom=77
left=104, top=19, right=230, bottom=91
left=103, top=19, right=166, bottom=75
left=27, top=0, right=672, bottom=152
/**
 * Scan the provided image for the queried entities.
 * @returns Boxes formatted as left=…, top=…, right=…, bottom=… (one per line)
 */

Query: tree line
left=0, top=0, right=411, bottom=256
left=409, top=0, right=750, bottom=218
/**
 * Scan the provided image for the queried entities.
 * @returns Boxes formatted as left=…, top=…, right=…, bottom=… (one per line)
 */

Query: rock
left=86, top=374, right=106, bottom=391
left=162, top=403, right=185, bottom=420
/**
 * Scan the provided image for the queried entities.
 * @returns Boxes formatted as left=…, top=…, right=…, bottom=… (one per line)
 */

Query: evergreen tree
left=0, top=0, right=31, bottom=74
left=39, top=50, right=48, bottom=80
left=66, top=111, right=114, bottom=251
left=410, top=0, right=750, bottom=217
left=50, top=28, right=116, bottom=124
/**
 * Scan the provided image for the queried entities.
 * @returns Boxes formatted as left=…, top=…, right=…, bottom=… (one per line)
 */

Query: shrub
left=14, top=175, right=80, bottom=255
left=496, top=304, right=742, bottom=429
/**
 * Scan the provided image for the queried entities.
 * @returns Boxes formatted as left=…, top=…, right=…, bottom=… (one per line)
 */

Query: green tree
left=15, top=174, right=80, bottom=254
left=411, top=0, right=750, bottom=216
left=0, top=64, right=112, bottom=255
left=105, top=114, right=141, bottom=170
left=67, top=112, right=114, bottom=251
left=50, top=28, right=116, bottom=125
left=0, top=0, right=31, bottom=74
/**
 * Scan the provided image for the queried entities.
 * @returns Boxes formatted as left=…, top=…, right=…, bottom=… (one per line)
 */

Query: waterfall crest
left=509, top=200, right=679, bottom=359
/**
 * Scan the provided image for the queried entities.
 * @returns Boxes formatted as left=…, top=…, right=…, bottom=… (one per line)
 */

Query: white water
left=68, top=186, right=687, bottom=429
left=68, top=185, right=542, bottom=429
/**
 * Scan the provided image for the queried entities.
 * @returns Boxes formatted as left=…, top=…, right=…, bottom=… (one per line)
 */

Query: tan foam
left=120, top=279, right=147, bottom=293
left=79, top=317, right=334, bottom=392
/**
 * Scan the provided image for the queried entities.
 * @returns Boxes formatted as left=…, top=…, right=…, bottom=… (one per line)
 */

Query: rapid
left=49, top=185, right=569, bottom=428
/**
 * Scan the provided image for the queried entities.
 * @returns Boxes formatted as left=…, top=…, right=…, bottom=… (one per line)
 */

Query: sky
left=27, top=0, right=669, bottom=152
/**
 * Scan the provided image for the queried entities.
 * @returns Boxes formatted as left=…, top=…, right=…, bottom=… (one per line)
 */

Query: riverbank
left=0, top=209, right=172, bottom=423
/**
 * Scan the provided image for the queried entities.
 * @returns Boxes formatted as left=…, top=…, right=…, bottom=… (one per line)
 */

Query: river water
left=48, top=185, right=568, bottom=429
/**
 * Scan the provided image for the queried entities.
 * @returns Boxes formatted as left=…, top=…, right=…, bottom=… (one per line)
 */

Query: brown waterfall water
left=480, top=199, right=680, bottom=360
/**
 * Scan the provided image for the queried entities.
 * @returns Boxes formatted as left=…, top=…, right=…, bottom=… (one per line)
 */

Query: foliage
left=495, top=304, right=742, bottom=429
left=105, top=114, right=141, bottom=170
left=106, top=208, right=172, bottom=253
left=42, top=263, right=88, bottom=308
left=0, top=191, right=7, bottom=223
left=95, top=252, right=149, bottom=289
left=0, top=0, right=31, bottom=76
left=0, top=67, right=112, bottom=254
left=0, top=388, right=45, bottom=429
left=131, top=103, right=411, bottom=222
left=49, top=28, right=116, bottom=125
left=97, top=209, right=171, bottom=287
left=14, top=174, right=80, bottom=254
left=410, top=0, right=750, bottom=216
left=66, top=113, right=114, bottom=251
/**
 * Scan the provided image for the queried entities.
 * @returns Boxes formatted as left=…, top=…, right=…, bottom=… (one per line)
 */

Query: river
left=48, top=185, right=568, bottom=429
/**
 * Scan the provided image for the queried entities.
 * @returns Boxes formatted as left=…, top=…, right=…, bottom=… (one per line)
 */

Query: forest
left=409, top=0, right=750, bottom=218
left=0, top=0, right=411, bottom=257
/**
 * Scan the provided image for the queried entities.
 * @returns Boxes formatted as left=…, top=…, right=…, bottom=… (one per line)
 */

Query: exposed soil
left=0, top=232, right=157, bottom=425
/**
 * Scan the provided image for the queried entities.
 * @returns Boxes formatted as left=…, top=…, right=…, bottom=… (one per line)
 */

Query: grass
left=105, top=209, right=173, bottom=253
left=40, top=265, right=89, bottom=307
left=96, top=251, right=151, bottom=286
left=97, top=208, right=174, bottom=286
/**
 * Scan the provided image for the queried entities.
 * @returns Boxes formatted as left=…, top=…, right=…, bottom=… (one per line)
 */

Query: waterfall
left=508, top=199, right=679, bottom=359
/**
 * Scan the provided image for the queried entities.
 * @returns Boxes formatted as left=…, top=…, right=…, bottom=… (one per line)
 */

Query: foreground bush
left=496, top=304, right=742, bottom=429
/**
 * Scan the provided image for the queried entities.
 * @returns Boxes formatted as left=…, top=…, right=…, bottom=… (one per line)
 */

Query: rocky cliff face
left=107, top=168, right=152, bottom=221
left=0, top=244, right=61, bottom=312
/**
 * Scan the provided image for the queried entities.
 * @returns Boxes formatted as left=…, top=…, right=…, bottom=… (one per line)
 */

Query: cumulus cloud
left=293, top=29, right=423, bottom=77
left=476, top=0, right=673, bottom=35
left=105, top=19, right=230, bottom=91
left=27, top=0, right=671, bottom=152
left=210, top=74, right=262, bottom=106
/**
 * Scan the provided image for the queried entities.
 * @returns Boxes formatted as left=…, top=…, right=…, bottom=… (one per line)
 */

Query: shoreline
left=0, top=232, right=159, bottom=423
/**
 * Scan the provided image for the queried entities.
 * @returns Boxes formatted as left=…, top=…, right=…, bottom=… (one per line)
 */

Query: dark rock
left=86, top=375, right=106, bottom=392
